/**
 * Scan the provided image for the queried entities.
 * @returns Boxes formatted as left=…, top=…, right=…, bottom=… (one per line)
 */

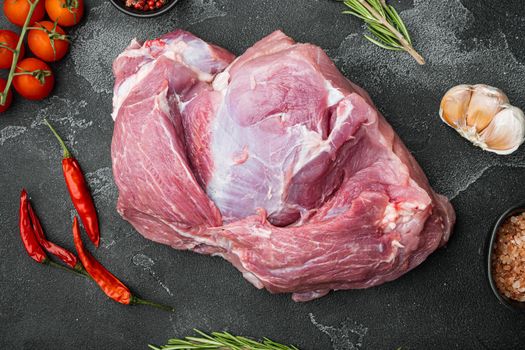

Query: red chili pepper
left=44, top=119, right=100, bottom=247
left=72, top=216, right=130, bottom=304
left=19, top=189, right=47, bottom=263
left=72, top=217, right=174, bottom=311
left=28, top=201, right=80, bottom=269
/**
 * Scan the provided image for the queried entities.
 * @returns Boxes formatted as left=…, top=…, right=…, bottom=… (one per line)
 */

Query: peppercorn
left=125, top=0, right=167, bottom=12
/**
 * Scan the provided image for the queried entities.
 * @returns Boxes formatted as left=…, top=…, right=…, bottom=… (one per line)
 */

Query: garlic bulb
left=439, top=84, right=525, bottom=155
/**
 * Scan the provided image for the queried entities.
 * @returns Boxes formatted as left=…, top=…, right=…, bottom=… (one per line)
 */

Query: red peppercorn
left=126, top=0, right=166, bottom=11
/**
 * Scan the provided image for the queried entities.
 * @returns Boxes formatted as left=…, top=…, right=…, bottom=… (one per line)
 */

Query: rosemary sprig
left=341, top=0, right=425, bottom=64
left=149, top=329, right=300, bottom=350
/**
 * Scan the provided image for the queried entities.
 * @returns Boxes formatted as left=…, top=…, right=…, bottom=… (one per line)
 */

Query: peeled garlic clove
left=439, top=84, right=472, bottom=128
left=479, top=106, right=525, bottom=155
left=466, top=84, right=509, bottom=132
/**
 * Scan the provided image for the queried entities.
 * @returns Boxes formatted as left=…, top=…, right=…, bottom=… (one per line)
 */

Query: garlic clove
left=479, top=106, right=525, bottom=155
left=466, top=84, right=509, bottom=132
left=439, top=83, right=523, bottom=155
left=439, top=84, right=472, bottom=128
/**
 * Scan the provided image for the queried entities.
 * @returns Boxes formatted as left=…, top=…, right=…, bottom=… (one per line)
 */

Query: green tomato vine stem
left=0, top=0, right=41, bottom=106
left=0, top=43, right=17, bottom=53
left=28, top=21, right=71, bottom=60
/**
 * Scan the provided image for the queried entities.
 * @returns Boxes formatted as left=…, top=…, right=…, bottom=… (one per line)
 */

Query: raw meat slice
left=112, top=30, right=232, bottom=248
left=111, top=30, right=455, bottom=301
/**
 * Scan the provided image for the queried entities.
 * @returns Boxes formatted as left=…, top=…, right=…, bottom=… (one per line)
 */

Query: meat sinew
left=111, top=30, right=455, bottom=302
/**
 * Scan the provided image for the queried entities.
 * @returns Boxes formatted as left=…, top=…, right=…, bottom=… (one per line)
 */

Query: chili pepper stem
left=46, top=261, right=176, bottom=312
left=44, top=118, right=72, bottom=158
left=73, top=262, right=90, bottom=276
left=46, top=259, right=89, bottom=278
left=130, top=295, right=175, bottom=312
left=0, top=0, right=41, bottom=105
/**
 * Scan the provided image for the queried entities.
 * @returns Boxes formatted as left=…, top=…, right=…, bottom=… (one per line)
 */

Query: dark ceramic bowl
left=109, top=0, right=179, bottom=18
left=486, top=203, right=525, bottom=312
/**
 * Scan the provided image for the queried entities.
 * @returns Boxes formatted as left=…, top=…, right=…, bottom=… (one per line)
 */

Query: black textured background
left=1, top=0, right=525, bottom=349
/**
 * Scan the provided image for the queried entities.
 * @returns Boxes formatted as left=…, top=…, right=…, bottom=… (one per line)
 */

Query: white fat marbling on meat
left=212, top=71, right=230, bottom=91
left=381, top=201, right=428, bottom=233
left=325, top=80, right=345, bottom=107
left=290, top=124, right=331, bottom=175
left=112, top=58, right=156, bottom=120
left=113, top=36, right=217, bottom=121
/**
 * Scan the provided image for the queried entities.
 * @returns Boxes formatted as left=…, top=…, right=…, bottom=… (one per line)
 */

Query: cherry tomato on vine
left=0, top=78, right=13, bottom=112
left=13, top=58, right=54, bottom=100
left=45, top=0, right=84, bottom=27
left=4, top=0, right=46, bottom=27
left=0, top=30, right=25, bottom=69
left=28, top=21, right=69, bottom=62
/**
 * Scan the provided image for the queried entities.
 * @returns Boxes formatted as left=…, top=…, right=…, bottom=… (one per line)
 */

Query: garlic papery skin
left=439, top=84, right=525, bottom=155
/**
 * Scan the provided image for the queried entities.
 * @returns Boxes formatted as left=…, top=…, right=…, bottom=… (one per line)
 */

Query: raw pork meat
left=111, top=30, right=455, bottom=302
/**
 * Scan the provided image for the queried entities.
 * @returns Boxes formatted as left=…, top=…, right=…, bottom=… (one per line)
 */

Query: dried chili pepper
left=72, top=217, right=174, bottom=311
left=19, top=189, right=47, bottom=263
left=28, top=201, right=81, bottom=270
left=44, top=119, right=100, bottom=247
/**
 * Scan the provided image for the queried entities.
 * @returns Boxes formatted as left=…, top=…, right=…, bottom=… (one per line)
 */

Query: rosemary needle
left=149, top=329, right=300, bottom=350
left=341, top=0, right=425, bottom=64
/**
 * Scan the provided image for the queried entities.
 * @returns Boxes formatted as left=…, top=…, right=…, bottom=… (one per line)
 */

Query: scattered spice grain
left=125, top=0, right=166, bottom=11
left=492, top=212, right=525, bottom=302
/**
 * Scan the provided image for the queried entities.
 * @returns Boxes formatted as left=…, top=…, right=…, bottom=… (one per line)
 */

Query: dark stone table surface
left=1, top=0, right=525, bottom=349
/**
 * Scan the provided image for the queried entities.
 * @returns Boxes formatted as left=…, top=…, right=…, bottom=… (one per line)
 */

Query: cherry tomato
left=0, top=30, right=25, bottom=69
left=0, top=78, right=13, bottom=112
left=4, top=0, right=45, bottom=27
left=13, top=58, right=54, bottom=100
left=28, top=21, right=69, bottom=62
left=45, top=0, right=84, bottom=27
